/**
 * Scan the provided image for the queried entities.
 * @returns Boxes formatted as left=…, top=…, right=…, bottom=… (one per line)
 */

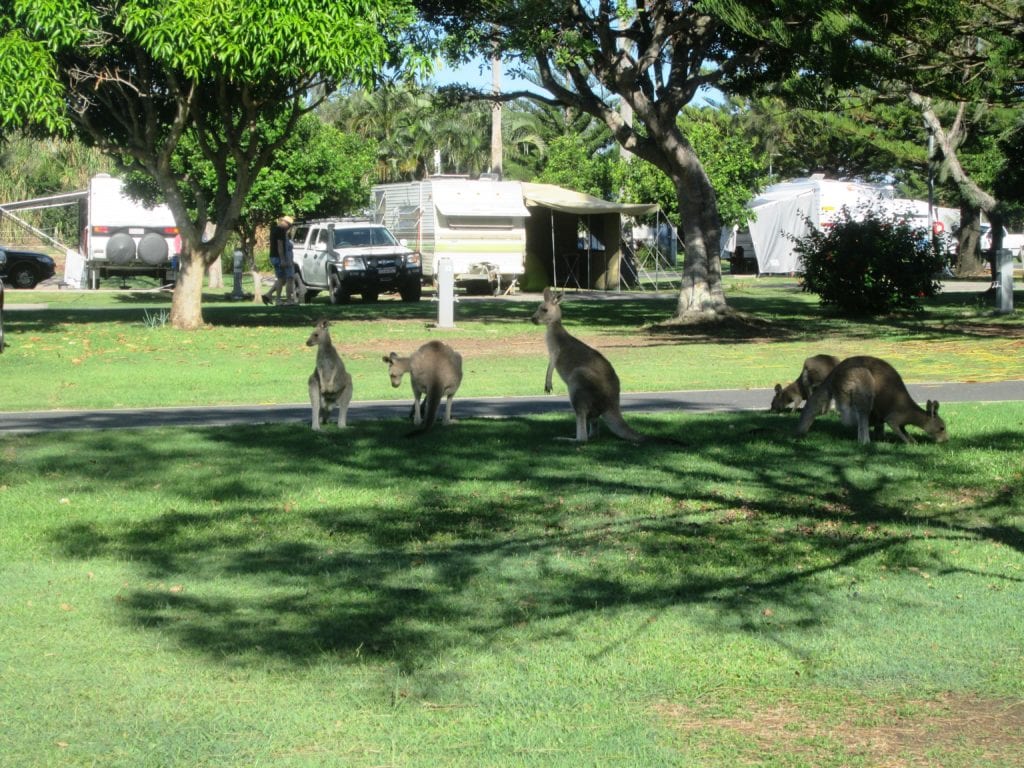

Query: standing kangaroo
left=531, top=287, right=644, bottom=443
left=383, top=340, right=463, bottom=435
left=796, top=355, right=948, bottom=445
left=770, top=354, right=840, bottom=412
left=306, top=319, right=353, bottom=430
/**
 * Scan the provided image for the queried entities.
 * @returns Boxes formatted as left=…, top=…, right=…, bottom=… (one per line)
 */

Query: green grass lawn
left=1, top=277, right=1022, bottom=411
left=2, top=278, right=1023, bottom=766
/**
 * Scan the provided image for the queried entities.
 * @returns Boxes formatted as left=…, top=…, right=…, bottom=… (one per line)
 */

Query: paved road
left=1, top=381, right=1021, bottom=434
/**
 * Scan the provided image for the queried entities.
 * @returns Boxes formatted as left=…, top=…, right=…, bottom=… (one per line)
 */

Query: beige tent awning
left=521, top=182, right=658, bottom=216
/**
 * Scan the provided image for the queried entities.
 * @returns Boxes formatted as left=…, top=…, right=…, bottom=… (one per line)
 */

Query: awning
left=521, top=182, right=658, bottom=216
left=431, top=180, right=531, bottom=218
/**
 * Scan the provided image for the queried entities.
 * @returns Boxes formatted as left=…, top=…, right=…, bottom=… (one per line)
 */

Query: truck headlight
left=342, top=256, right=366, bottom=270
left=406, top=252, right=421, bottom=268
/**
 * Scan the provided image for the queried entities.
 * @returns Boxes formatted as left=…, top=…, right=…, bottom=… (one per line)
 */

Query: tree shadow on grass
left=39, top=410, right=1024, bottom=671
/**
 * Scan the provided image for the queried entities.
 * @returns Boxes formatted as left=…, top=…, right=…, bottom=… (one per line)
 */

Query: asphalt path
left=1, top=381, right=1022, bottom=434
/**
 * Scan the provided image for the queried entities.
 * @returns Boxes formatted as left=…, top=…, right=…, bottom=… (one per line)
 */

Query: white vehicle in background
left=980, top=224, right=1024, bottom=256
left=83, top=174, right=179, bottom=288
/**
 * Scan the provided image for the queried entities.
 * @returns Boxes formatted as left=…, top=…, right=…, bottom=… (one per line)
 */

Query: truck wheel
left=399, top=280, right=422, bottom=302
left=328, top=272, right=350, bottom=304
left=362, top=290, right=379, bottom=303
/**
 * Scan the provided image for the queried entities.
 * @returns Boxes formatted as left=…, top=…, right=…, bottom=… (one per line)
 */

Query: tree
left=0, top=0, right=419, bottom=329
left=778, top=0, right=1023, bottom=276
left=417, top=0, right=861, bottom=321
left=614, top=106, right=766, bottom=229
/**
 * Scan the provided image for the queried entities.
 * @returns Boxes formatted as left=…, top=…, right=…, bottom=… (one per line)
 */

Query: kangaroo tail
left=406, top=386, right=442, bottom=437
left=604, top=408, right=645, bottom=443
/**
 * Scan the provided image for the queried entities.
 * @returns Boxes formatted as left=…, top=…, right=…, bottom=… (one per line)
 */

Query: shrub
left=791, top=204, right=946, bottom=315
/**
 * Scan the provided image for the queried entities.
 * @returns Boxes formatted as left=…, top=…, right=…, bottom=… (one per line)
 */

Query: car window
left=315, top=229, right=330, bottom=250
left=371, top=227, right=399, bottom=247
left=292, top=226, right=309, bottom=247
left=335, top=229, right=372, bottom=248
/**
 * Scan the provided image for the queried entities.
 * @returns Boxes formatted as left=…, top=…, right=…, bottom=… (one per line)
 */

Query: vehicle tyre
left=399, top=280, right=422, bottom=302
left=362, top=289, right=380, bottom=303
left=328, top=272, right=350, bottom=304
left=9, top=264, right=38, bottom=289
left=106, top=233, right=136, bottom=265
left=137, top=232, right=169, bottom=265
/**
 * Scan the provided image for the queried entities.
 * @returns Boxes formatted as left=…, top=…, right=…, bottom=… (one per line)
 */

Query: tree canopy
left=0, top=0, right=421, bottom=328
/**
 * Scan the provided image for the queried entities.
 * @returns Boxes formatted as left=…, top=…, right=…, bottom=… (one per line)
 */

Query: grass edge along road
left=1, top=278, right=1023, bottom=412
left=2, top=402, right=1023, bottom=767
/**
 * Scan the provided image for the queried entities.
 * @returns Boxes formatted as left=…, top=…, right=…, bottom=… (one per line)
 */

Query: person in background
left=263, top=214, right=295, bottom=305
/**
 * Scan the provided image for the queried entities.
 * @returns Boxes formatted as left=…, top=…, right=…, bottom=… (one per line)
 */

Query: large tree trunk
left=670, top=156, right=728, bottom=320
left=955, top=205, right=985, bottom=276
left=170, top=251, right=208, bottom=329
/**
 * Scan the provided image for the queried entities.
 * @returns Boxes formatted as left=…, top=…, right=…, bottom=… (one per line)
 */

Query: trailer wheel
left=106, top=233, right=136, bottom=265
left=138, top=233, right=169, bottom=265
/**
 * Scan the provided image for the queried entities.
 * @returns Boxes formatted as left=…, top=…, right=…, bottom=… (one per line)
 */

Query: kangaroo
left=306, top=319, right=353, bottom=430
left=770, top=354, right=840, bottom=412
left=796, top=355, right=948, bottom=445
left=530, top=287, right=644, bottom=443
left=383, top=340, right=463, bottom=435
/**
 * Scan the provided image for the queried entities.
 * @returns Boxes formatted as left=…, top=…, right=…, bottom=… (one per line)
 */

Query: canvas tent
left=743, top=176, right=891, bottom=274
left=519, top=182, right=658, bottom=290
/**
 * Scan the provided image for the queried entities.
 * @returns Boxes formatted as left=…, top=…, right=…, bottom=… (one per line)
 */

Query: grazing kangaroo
left=770, top=354, right=840, bottom=412
left=306, top=319, right=353, bottom=430
left=530, top=287, right=644, bottom=443
left=383, top=340, right=463, bottom=435
left=796, top=355, right=948, bottom=445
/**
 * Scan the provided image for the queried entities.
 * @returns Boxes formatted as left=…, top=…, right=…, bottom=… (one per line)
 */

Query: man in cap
left=263, top=214, right=297, bottom=305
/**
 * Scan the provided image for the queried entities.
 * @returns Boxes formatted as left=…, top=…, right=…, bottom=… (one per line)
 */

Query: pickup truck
left=291, top=219, right=422, bottom=303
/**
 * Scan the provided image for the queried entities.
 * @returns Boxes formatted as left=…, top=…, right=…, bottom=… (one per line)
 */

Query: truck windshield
left=334, top=227, right=398, bottom=248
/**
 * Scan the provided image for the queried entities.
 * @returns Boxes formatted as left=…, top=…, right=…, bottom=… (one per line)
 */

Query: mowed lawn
left=1, top=278, right=1023, bottom=767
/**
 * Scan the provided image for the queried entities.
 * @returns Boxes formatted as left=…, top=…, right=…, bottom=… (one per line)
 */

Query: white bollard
left=996, top=249, right=1014, bottom=314
left=437, top=256, right=455, bottom=328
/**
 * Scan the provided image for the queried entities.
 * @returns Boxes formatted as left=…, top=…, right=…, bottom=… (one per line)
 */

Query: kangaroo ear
left=382, top=354, right=392, bottom=364
left=928, top=400, right=940, bottom=416
left=542, top=287, right=553, bottom=301
left=553, top=291, right=564, bottom=305
left=774, top=383, right=782, bottom=393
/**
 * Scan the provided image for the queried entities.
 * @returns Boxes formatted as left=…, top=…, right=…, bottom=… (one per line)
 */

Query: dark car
left=0, top=246, right=56, bottom=289
left=0, top=251, right=6, bottom=352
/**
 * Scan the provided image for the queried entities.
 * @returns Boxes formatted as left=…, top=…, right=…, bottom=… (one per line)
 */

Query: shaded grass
left=2, top=403, right=1023, bottom=766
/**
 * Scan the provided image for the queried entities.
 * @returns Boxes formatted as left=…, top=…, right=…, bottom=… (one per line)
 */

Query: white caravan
left=372, top=178, right=529, bottom=294
left=83, top=174, right=179, bottom=288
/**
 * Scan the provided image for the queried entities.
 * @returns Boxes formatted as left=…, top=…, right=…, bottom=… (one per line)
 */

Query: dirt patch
left=656, top=693, right=1024, bottom=766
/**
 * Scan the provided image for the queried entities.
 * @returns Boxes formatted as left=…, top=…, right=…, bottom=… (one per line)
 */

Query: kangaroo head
left=383, top=351, right=407, bottom=388
left=306, top=319, right=331, bottom=347
left=924, top=400, right=949, bottom=443
left=531, top=287, right=563, bottom=326
left=769, top=383, right=788, bottom=412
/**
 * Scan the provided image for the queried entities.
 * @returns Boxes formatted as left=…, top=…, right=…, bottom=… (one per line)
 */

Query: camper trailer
left=83, top=174, right=179, bottom=288
left=372, top=179, right=529, bottom=294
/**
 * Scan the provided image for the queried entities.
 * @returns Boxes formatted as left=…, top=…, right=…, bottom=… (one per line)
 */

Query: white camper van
left=372, top=179, right=529, bottom=294
left=84, top=174, right=179, bottom=288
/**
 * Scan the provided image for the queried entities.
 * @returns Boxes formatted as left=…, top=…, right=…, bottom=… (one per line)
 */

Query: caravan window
left=445, top=215, right=515, bottom=230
